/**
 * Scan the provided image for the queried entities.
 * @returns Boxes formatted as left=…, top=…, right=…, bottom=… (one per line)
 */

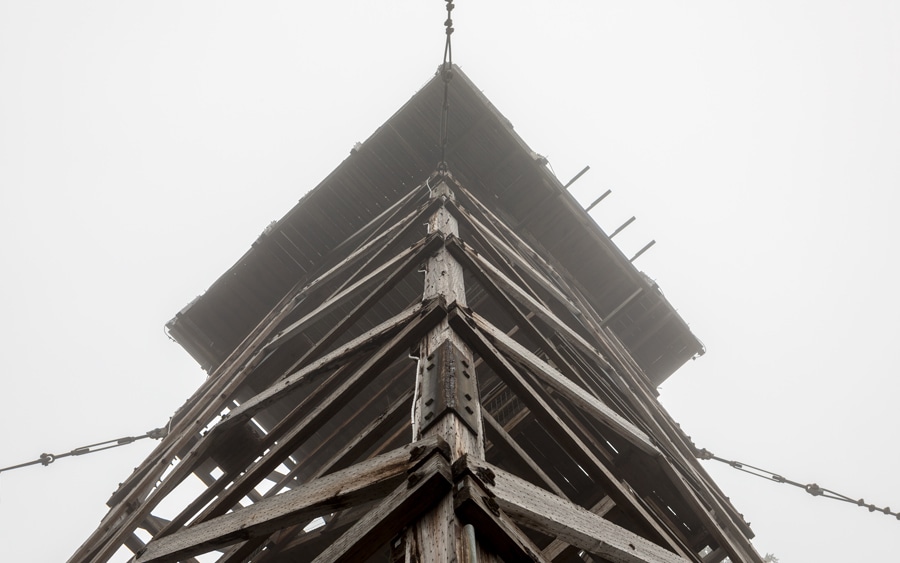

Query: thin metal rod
left=585, top=189, right=612, bottom=212
left=609, top=216, right=635, bottom=239
left=464, top=523, right=478, bottom=563
left=600, top=287, right=644, bottom=327
left=629, top=240, right=656, bottom=263
left=563, top=165, right=590, bottom=189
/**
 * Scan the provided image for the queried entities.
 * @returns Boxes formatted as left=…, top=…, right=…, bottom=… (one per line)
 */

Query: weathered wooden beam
left=448, top=200, right=583, bottom=319
left=325, top=178, right=428, bottom=263
left=278, top=197, right=440, bottom=324
left=655, top=459, right=758, bottom=563
left=405, top=184, right=487, bottom=563
left=453, top=475, right=550, bottom=563
left=464, top=308, right=658, bottom=457
left=266, top=233, right=440, bottom=351
left=540, top=497, right=615, bottom=560
left=701, top=546, right=728, bottom=563
left=218, top=301, right=425, bottom=434
left=311, top=453, right=454, bottom=563
left=73, top=277, right=329, bottom=561
left=460, top=457, right=689, bottom=563
left=455, top=183, right=612, bottom=326
left=482, top=410, right=568, bottom=499
left=212, top=389, right=416, bottom=562
left=192, top=300, right=449, bottom=524
left=448, top=309, right=687, bottom=557
left=134, top=437, right=447, bottom=562
left=448, top=238, right=615, bottom=371
left=162, top=340, right=412, bottom=535
left=276, top=387, right=414, bottom=491
left=328, top=197, right=443, bottom=299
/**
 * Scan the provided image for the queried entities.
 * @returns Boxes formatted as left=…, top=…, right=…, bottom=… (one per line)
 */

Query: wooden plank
left=407, top=186, right=486, bottom=563
left=312, top=453, right=453, bottom=563
left=448, top=238, right=616, bottom=373
left=453, top=476, right=550, bottom=563
left=328, top=197, right=442, bottom=298
left=73, top=273, right=329, bottom=561
left=461, top=457, right=689, bottom=563
left=324, top=177, right=427, bottom=263
left=282, top=197, right=439, bottom=321
left=482, top=410, right=567, bottom=499
left=217, top=302, right=425, bottom=433
left=448, top=309, right=688, bottom=557
left=191, top=300, right=449, bottom=524
left=541, top=497, right=615, bottom=560
left=448, top=201, right=583, bottom=318
left=212, top=390, right=416, bottom=562
left=655, top=459, right=759, bottom=563
left=134, top=437, right=446, bottom=562
left=465, top=308, right=658, bottom=457
left=266, top=233, right=439, bottom=351
left=152, top=307, right=429, bottom=536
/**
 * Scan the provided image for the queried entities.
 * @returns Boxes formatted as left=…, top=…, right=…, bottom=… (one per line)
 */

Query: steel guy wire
left=0, top=426, right=169, bottom=474
left=697, top=448, right=899, bottom=521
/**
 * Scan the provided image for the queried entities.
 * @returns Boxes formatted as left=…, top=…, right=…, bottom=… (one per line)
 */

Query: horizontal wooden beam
left=312, top=453, right=454, bottom=563
left=460, top=456, right=689, bottom=563
left=135, top=437, right=449, bottom=562
left=464, top=308, right=658, bottom=457
left=540, top=497, right=615, bottom=560
left=447, top=309, right=686, bottom=556
left=191, top=299, right=449, bottom=524
left=448, top=238, right=618, bottom=372
left=218, top=301, right=427, bottom=432
left=266, top=233, right=440, bottom=351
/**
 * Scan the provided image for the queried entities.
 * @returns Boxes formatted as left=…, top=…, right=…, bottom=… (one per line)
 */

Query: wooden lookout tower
left=72, top=66, right=764, bottom=563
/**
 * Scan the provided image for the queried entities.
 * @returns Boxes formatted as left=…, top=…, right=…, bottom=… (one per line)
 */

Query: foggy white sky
left=1, top=2, right=898, bottom=561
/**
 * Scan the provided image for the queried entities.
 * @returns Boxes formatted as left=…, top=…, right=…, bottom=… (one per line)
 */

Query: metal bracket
left=420, top=340, right=479, bottom=434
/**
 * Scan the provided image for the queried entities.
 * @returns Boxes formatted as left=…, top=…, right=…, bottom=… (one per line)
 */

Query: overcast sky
left=1, top=2, right=898, bottom=561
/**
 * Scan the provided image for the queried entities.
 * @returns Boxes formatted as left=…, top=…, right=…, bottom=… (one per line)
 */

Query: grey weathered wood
left=407, top=185, right=485, bottom=563
left=541, top=497, right=615, bottom=560
left=312, top=453, right=453, bottom=563
left=453, top=476, right=550, bottom=563
left=218, top=302, right=425, bottom=432
left=656, top=459, right=757, bottom=563
left=278, top=197, right=439, bottom=324
left=135, top=437, right=446, bottom=562
left=482, top=410, right=568, bottom=499
left=329, top=198, right=443, bottom=299
left=191, top=299, right=448, bottom=524
left=72, top=272, right=327, bottom=561
left=461, top=457, right=689, bottom=563
left=468, top=309, right=659, bottom=457
left=448, top=238, right=616, bottom=372
left=448, top=309, right=687, bottom=557
left=448, top=200, right=583, bottom=318
left=267, top=233, right=440, bottom=350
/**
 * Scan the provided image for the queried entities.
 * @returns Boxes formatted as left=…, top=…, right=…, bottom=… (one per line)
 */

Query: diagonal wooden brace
left=134, top=437, right=450, bottom=563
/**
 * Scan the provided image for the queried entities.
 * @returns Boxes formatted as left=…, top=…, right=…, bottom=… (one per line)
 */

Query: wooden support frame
left=134, top=437, right=449, bottom=562
left=453, top=475, right=550, bottom=563
left=70, top=70, right=766, bottom=563
left=311, top=453, right=454, bottom=563
left=465, top=309, right=658, bottom=457
left=187, top=300, right=448, bottom=525
left=458, top=456, right=689, bottom=563
left=446, top=307, right=689, bottom=558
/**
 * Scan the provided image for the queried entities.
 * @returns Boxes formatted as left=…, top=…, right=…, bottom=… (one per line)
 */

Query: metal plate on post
left=420, top=340, right=479, bottom=434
